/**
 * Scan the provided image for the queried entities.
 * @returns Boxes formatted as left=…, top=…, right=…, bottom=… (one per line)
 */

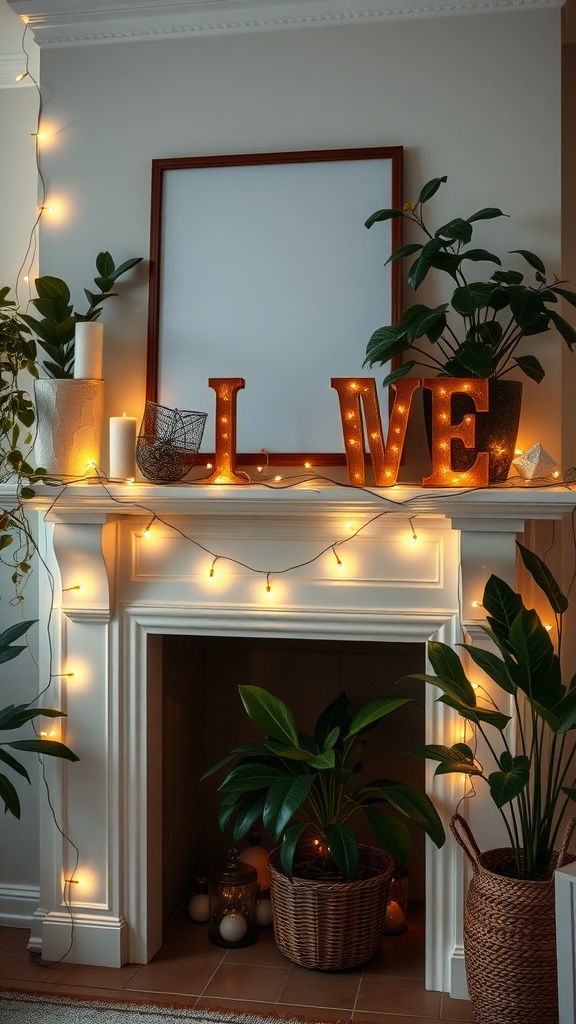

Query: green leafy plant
left=0, top=619, right=79, bottom=818
left=203, top=684, right=445, bottom=881
left=21, top=251, right=142, bottom=378
left=406, top=541, right=576, bottom=879
left=0, top=289, right=53, bottom=597
left=364, top=176, right=576, bottom=388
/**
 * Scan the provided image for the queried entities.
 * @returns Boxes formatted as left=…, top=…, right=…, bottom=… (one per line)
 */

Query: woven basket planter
left=268, top=844, right=393, bottom=971
left=451, top=814, right=576, bottom=1024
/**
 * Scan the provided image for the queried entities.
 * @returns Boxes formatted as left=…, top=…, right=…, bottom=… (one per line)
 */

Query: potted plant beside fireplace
left=405, top=541, right=576, bottom=1024
left=203, top=685, right=445, bottom=970
left=364, top=175, right=576, bottom=481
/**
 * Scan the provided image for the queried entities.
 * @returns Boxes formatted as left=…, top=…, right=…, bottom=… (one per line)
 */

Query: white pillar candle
left=109, top=413, right=137, bottom=479
left=74, top=322, right=104, bottom=380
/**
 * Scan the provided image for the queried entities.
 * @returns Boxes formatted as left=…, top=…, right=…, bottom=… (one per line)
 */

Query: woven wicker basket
left=451, top=813, right=576, bottom=1024
left=268, top=844, right=393, bottom=971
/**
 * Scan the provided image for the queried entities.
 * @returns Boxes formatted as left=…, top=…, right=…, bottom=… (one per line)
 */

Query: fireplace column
left=30, top=514, right=127, bottom=967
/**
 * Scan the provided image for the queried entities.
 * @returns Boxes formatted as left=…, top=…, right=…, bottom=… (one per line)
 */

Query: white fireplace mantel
left=8, top=481, right=576, bottom=998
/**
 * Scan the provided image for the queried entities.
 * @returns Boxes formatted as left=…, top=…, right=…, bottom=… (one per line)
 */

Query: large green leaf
left=410, top=742, right=480, bottom=776
left=551, top=285, right=576, bottom=308
left=325, top=823, right=359, bottom=880
left=438, top=695, right=511, bottom=733
left=361, top=805, right=412, bottom=865
left=279, top=822, right=309, bottom=879
left=364, top=326, right=409, bottom=367
left=554, top=688, right=576, bottom=734
left=516, top=541, right=568, bottom=614
left=231, top=792, right=266, bottom=840
left=407, top=240, right=443, bottom=290
left=0, top=705, right=66, bottom=730
left=357, top=781, right=445, bottom=848
left=462, top=644, right=516, bottom=694
left=0, top=773, right=20, bottom=818
left=548, top=310, right=576, bottom=350
left=218, top=762, right=286, bottom=793
left=510, top=249, right=546, bottom=275
left=461, top=248, right=502, bottom=266
left=0, top=746, right=30, bottom=779
left=0, top=646, right=26, bottom=666
left=404, top=304, right=449, bottom=340
left=365, top=208, right=405, bottom=229
left=487, top=752, right=530, bottom=808
left=482, top=574, right=523, bottom=651
left=382, top=361, right=416, bottom=389
left=384, top=243, right=423, bottom=266
left=218, top=791, right=243, bottom=831
left=417, top=176, right=447, bottom=204
left=314, top=691, right=353, bottom=747
left=454, top=342, right=492, bottom=377
left=8, top=739, right=79, bottom=761
left=467, top=207, right=507, bottom=223
left=345, top=697, right=413, bottom=740
left=513, top=355, right=545, bottom=383
left=507, top=608, right=562, bottom=708
left=509, top=288, right=546, bottom=331
left=263, top=774, right=315, bottom=841
left=451, top=283, right=495, bottom=315
left=34, top=276, right=71, bottom=304
left=238, top=686, right=299, bottom=746
left=435, top=218, right=473, bottom=244
left=427, top=642, right=477, bottom=704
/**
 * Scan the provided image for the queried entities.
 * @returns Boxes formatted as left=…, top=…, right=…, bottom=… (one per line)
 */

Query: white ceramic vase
left=34, top=378, right=105, bottom=479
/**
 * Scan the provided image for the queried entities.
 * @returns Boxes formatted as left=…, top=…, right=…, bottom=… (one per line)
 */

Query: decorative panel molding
left=8, top=0, right=563, bottom=47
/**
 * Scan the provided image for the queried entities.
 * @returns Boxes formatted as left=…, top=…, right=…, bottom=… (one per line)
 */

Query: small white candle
left=109, top=413, right=137, bottom=479
left=74, top=322, right=104, bottom=380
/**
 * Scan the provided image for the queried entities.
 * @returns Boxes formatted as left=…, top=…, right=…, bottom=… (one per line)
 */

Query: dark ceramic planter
left=423, top=379, right=523, bottom=483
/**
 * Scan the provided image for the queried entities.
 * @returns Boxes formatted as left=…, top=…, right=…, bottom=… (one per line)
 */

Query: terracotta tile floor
left=0, top=903, right=473, bottom=1022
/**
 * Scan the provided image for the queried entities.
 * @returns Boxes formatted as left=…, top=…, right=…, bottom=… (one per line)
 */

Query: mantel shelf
left=2, top=481, right=575, bottom=524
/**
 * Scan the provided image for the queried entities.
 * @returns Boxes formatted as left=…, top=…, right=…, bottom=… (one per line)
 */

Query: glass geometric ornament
left=512, top=443, right=558, bottom=480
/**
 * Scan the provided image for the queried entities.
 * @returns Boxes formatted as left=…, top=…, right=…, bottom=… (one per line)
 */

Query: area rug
left=0, top=991, right=304, bottom=1024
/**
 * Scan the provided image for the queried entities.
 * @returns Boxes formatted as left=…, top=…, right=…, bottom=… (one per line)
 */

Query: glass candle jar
left=208, top=850, right=257, bottom=948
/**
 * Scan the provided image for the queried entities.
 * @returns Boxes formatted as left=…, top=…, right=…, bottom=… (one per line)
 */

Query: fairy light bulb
left=142, top=515, right=156, bottom=538
left=209, top=557, right=219, bottom=579
left=265, top=573, right=271, bottom=594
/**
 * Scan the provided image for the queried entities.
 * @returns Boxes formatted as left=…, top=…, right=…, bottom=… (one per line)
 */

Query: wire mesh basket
left=136, top=401, right=207, bottom=483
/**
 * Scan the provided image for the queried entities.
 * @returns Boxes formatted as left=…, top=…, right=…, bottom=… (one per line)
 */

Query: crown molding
left=7, top=0, right=564, bottom=47
left=0, top=51, right=39, bottom=87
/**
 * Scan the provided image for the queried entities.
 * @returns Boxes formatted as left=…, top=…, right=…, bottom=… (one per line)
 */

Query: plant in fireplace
left=203, top=684, right=444, bottom=969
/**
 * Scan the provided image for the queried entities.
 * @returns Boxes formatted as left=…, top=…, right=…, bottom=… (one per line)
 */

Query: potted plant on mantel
left=203, top=685, right=445, bottom=971
left=364, top=176, right=576, bottom=481
left=20, top=250, right=142, bottom=480
left=403, top=541, right=576, bottom=1024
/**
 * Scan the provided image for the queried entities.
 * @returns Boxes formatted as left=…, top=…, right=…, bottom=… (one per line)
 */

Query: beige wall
left=37, top=8, right=563, bottom=477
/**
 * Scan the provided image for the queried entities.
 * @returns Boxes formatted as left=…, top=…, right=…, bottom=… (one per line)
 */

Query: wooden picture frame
left=146, top=146, right=403, bottom=464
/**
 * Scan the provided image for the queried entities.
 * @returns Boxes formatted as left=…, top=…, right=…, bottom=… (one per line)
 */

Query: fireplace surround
left=13, top=481, right=576, bottom=998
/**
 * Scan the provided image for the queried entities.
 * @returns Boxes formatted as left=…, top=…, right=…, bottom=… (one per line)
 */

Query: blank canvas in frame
left=147, top=147, right=402, bottom=463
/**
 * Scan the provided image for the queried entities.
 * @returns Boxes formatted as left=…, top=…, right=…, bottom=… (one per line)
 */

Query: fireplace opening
left=160, top=635, right=425, bottom=927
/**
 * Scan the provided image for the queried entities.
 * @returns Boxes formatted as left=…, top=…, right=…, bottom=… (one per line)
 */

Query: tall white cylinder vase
left=74, top=322, right=104, bottom=380
left=34, top=378, right=105, bottom=479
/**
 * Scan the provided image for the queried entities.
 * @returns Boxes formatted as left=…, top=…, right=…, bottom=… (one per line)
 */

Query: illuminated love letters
left=206, top=377, right=492, bottom=488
